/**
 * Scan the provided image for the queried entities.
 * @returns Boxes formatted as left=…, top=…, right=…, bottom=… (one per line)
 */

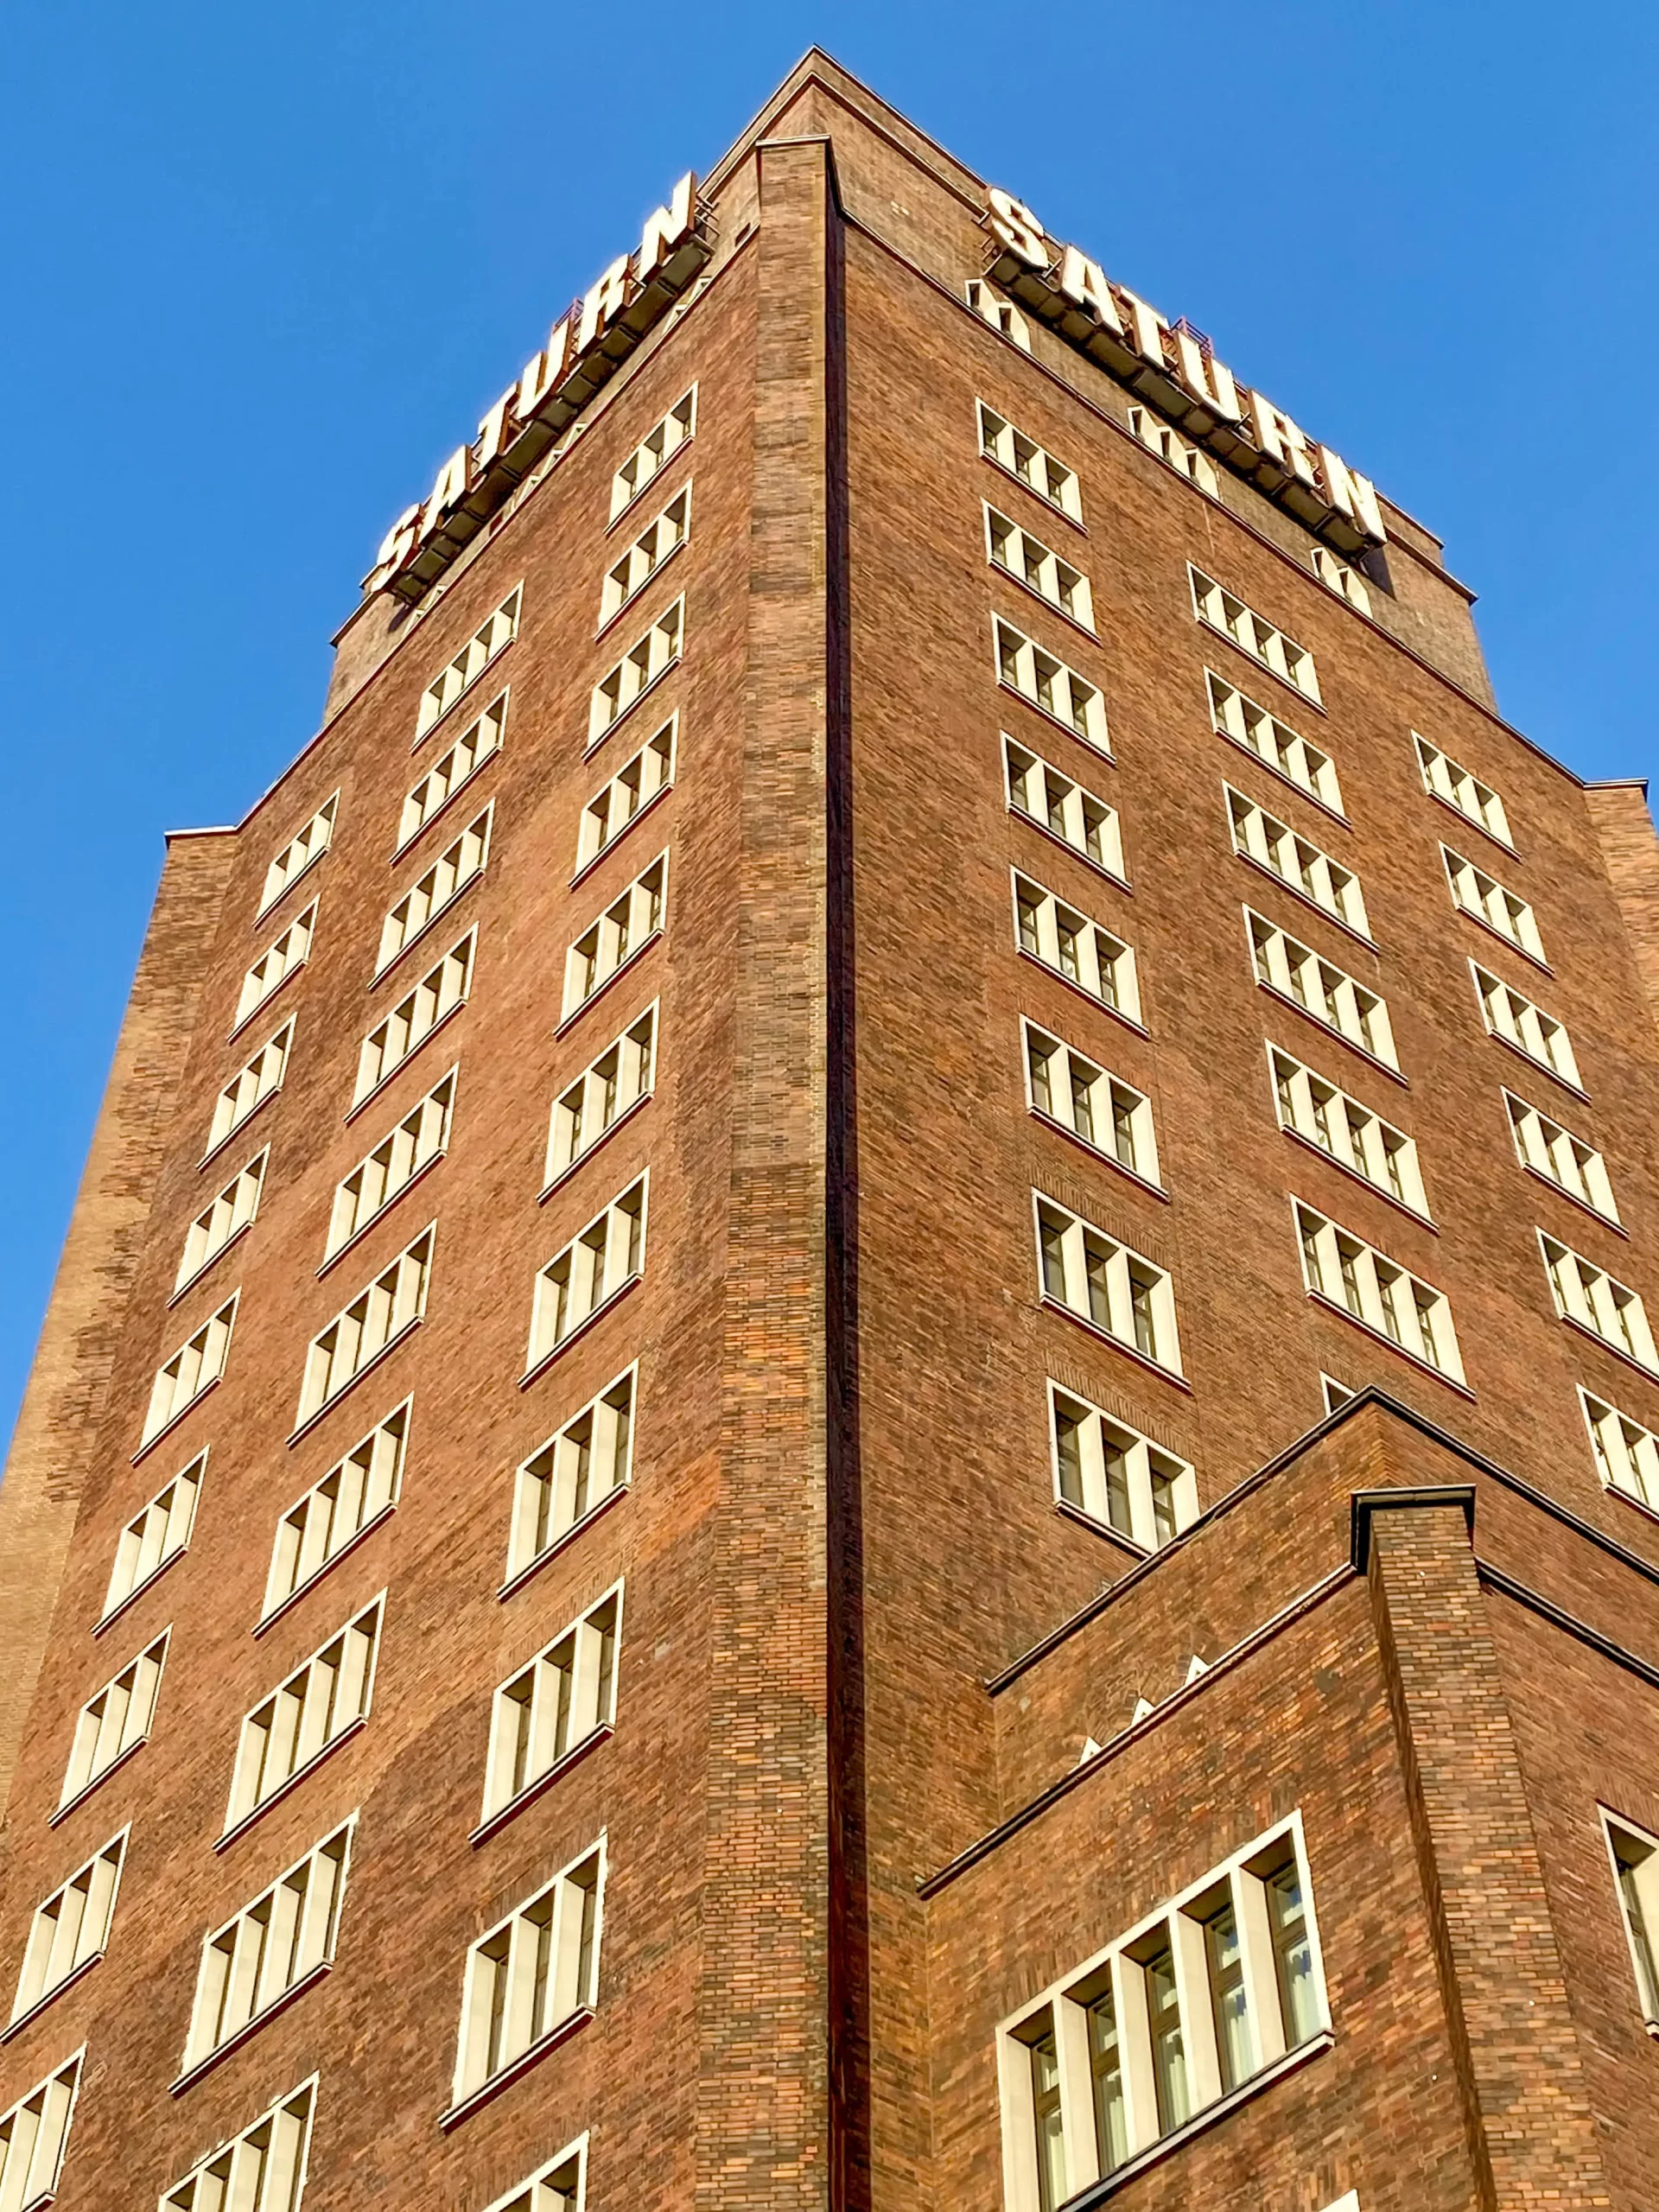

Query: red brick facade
left=1, top=51, right=1656, bottom=2212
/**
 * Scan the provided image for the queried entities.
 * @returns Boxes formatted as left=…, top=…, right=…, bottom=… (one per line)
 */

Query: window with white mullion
left=0, top=2053, right=82, bottom=2212
left=986, top=505, right=1095, bottom=631
left=1048, top=1382, right=1195, bottom=1550
left=525, top=1181, right=646, bottom=1375
left=995, top=616, right=1110, bottom=754
left=181, top=1824, right=353, bottom=2077
left=610, top=389, right=695, bottom=522
left=1000, top=1820, right=1327, bottom=2204
left=1249, top=913, right=1397, bottom=1071
left=588, top=599, right=683, bottom=747
left=1269, top=1047, right=1429, bottom=1218
left=449, top=1844, right=605, bottom=2110
left=175, top=1150, right=267, bottom=1294
left=10, top=1832, right=128, bottom=2026
left=1414, top=732, right=1513, bottom=848
left=506, top=1369, right=636, bottom=1589
left=1014, top=873, right=1141, bottom=1024
left=353, top=931, right=474, bottom=1106
left=376, top=805, right=492, bottom=976
left=1295, top=1202, right=1464, bottom=1381
left=1604, top=1809, right=1659, bottom=2025
left=1003, top=737, right=1126, bottom=881
left=100, top=1459, right=201, bottom=1624
left=1580, top=1389, right=1659, bottom=1512
left=59, top=1632, right=168, bottom=1809
left=398, top=691, right=506, bottom=855
left=547, top=1007, right=657, bottom=1185
left=234, top=904, right=315, bottom=1033
left=416, top=588, right=520, bottom=740
left=142, top=1297, right=238, bottom=1450
left=205, top=1019, right=294, bottom=1160
left=295, top=1231, right=432, bottom=1430
left=1189, top=566, right=1321, bottom=704
left=1023, top=1019, right=1159, bottom=1187
left=967, top=280, right=1032, bottom=350
left=1471, top=963, right=1581, bottom=1090
left=1310, top=545, right=1371, bottom=615
left=575, top=718, right=676, bottom=875
left=264, top=1404, right=408, bottom=1621
left=1444, top=847, right=1545, bottom=963
left=1206, top=673, right=1344, bottom=816
left=482, top=1587, right=621, bottom=1826
left=1541, top=1233, right=1659, bottom=1374
left=258, top=795, right=338, bottom=918
left=225, top=1599, right=383, bottom=1834
left=976, top=402, right=1083, bottom=522
left=1034, top=1193, right=1181, bottom=1376
left=1505, top=1092, right=1618, bottom=1224
left=600, top=486, right=690, bottom=625
left=161, top=2078, right=316, bottom=2212
left=562, top=855, right=667, bottom=1022
left=327, top=1072, right=454, bottom=1259
left=1128, top=406, right=1218, bottom=496
left=1227, top=788, right=1370, bottom=938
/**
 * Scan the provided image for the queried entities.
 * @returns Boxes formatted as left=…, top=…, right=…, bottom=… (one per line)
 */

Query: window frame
left=1021, top=1017, right=1162, bottom=1198
left=1002, top=735, right=1128, bottom=888
left=522, top=1178, right=649, bottom=1388
left=219, top=1594, right=385, bottom=1849
left=502, top=1363, right=638, bottom=1599
left=1600, top=1806, right=1659, bottom=2031
left=1188, top=564, right=1322, bottom=708
left=557, top=853, right=669, bottom=1033
left=1538, top=1230, right=1659, bottom=1379
left=993, top=613, right=1112, bottom=760
left=200, top=1017, right=295, bottom=1169
left=373, top=803, right=493, bottom=984
left=607, top=387, right=696, bottom=529
left=395, top=688, right=508, bottom=861
left=159, top=2074, right=319, bottom=2212
left=323, top=1068, right=457, bottom=1271
left=291, top=1228, right=434, bottom=1442
left=414, top=584, right=522, bottom=747
left=586, top=597, right=683, bottom=755
left=1294, top=1198, right=1467, bottom=1389
left=1225, top=785, right=1371, bottom=944
left=1414, top=731, right=1515, bottom=853
left=1441, top=844, right=1548, bottom=970
left=0, top=2049, right=84, bottom=2212
left=475, top=1580, right=624, bottom=1841
left=597, top=482, right=692, bottom=634
left=1503, top=1089, right=1621, bottom=1230
left=481, top=2133, right=590, bottom=2212
left=348, top=927, right=476, bottom=1120
left=572, top=715, right=677, bottom=887
left=543, top=1004, right=658, bottom=1198
left=171, top=1147, right=269, bottom=1304
left=1268, top=1045, right=1431, bottom=1224
left=1469, top=960, right=1583, bottom=1097
left=1246, top=908, right=1402, bottom=1083
left=231, top=902, right=316, bottom=1041
left=54, top=1630, right=170, bottom=1821
left=976, top=399, right=1084, bottom=527
left=6, top=1827, right=130, bottom=2038
left=1032, top=1188, right=1185, bottom=1385
left=1578, top=1386, right=1659, bottom=1519
left=137, top=1294, right=239, bottom=1460
left=1205, top=671, right=1345, bottom=823
left=1046, top=1380, right=1196, bottom=1553
left=257, top=794, right=339, bottom=922
left=984, top=500, right=1096, bottom=637
left=259, top=1401, right=410, bottom=1632
left=1013, top=869, right=1143, bottom=1033
left=96, top=1454, right=203, bottom=1635
left=1128, top=406, right=1219, bottom=498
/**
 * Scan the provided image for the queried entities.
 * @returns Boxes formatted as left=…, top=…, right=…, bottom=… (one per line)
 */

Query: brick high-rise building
left=4, top=48, right=1659, bottom=2212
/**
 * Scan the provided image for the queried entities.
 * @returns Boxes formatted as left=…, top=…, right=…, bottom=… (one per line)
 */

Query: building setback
left=3, top=47, right=1659, bottom=2212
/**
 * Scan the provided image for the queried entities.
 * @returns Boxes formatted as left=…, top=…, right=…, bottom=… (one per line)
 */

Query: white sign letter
left=1172, top=329, right=1242, bottom=423
left=636, top=173, right=696, bottom=277
left=1249, top=392, right=1319, bottom=489
left=418, top=447, right=472, bottom=543
left=578, top=256, right=632, bottom=352
left=1319, top=446, right=1388, bottom=544
left=517, top=316, right=574, bottom=423
left=1116, top=287, right=1170, bottom=370
left=1058, top=246, right=1126, bottom=337
left=364, top=505, right=420, bottom=593
left=987, top=188, right=1051, bottom=270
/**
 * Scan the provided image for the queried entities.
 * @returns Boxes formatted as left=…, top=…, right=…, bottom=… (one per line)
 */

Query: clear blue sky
left=3, top=1, right=1656, bottom=1452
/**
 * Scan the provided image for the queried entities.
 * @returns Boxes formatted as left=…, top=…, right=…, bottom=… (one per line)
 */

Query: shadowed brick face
left=1, top=50, right=1656, bottom=2212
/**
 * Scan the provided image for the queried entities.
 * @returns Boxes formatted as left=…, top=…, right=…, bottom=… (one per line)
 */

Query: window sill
left=1029, top=1106, right=1167, bottom=1204
left=215, top=1715, right=367, bottom=1853
left=50, top=1737, right=149, bottom=1826
left=1210, top=712, right=1349, bottom=829
left=198, top=1080, right=283, bottom=1173
left=471, top=1724, right=614, bottom=1847
left=998, top=675, right=1113, bottom=765
left=1254, top=976, right=1407, bottom=1087
left=168, top=1220, right=255, bottom=1309
left=519, top=1274, right=642, bottom=1392
left=594, top=531, right=689, bottom=641
left=1280, top=1124, right=1435, bottom=1232
left=256, top=1501, right=398, bottom=1637
left=227, top=959, right=308, bottom=1048
left=94, top=1556, right=185, bottom=1638
left=1060, top=2031, right=1334, bottom=2209
left=394, top=720, right=505, bottom=862
left=1234, top=849, right=1375, bottom=955
left=1054, top=1494, right=1153, bottom=1560
left=556, top=930, right=664, bottom=1037
left=319, top=1148, right=448, bottom=1278
left=345, top=995, right=470, bottom=1124
left=584, top=653, right=680, bottom=760
left=132, top=1377, right=220, bottom=1466
left=288, top=1319, right=423, bottom=1447
left=1306, top=1287, right=1474, bottom=1398
left=1424, top=781, right=1516, bottom=857
left=170, top=1962, right=332, bottom=2096
left=1038, top=1293, right=1189, bottom=1393
left=979, top=446, right=1088, bottom=534
left=1559, top=1313, right=1659, bottom=1389
left=370, top=869, right=487, bottom=994
left=1008, top=803, right=1132, bottom=894
left=1481, top=1027, right=1587, bottom=1103
left=2, top=1951, right=105, bottom=2043
left=1522, top=1160, right=1626, bottom=1238
left=499, top=1478, right=631, bottom=1603
left=1196, top=613, right=1325, bottom=715
left=438, top=2006, right=595, bottom=2132
left=1456, top=903, right=1552, bottom=977
left=570, top=777, right=675, bottom=889
left=1016, top=946, right=1147, bottom=1038
left=991, top=564, right=1099, bottom=645
left=1601, top=1475, right=1659, bottom=1531
left=540, top=1090, right=654, bottom=1202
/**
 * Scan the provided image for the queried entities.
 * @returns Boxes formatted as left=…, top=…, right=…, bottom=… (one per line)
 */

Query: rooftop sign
left=984, top=190, right=1387, bottom=552
left=365, top=175, right=714, bottom=605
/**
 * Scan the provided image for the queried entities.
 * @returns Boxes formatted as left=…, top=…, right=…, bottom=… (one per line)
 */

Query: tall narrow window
left=376, top=805, right=493, bottom=976
left=353, top=930, right=474, bottom=1107
left=295, top=1230, right=433, bottom=1431
left=1414, top=732, right=1513, bottom=848
left=610, top=390, right=696, bottom=522
left=1206, top=672, right=1343, bottom=815
left=1013, top=874, right=1140, bottom=1023
left=100, top=1455, right=202, bottom=1625
left=264, top=1403, right=409, bottom=1620
left=547, top=1007, right=657, bottom=1185
left=259, top=795, right=338, bottom=918
left=0, top=2054, right=82, bottom=2212
left=59, top=1633, right=168, bottom=1811
left=1443, top=847, right=1546, bottom=964
left=1087, top=1988, right=1127, bottom=2174
left=1310, top=544, right=1371, bottom=614
left=588, top=600, right=683, bottom=747
left=234, top=904, right=315, bottom=1033
left=1227, top=788, right=1370, bottom=938
left=1295, top=1202, right=1464, bottom=1382
left=1189, top=566, right=1321, bottom=703
left=1471, top=963, right=1580, bottom=1090
left=1143, top=1943, right=1190, bottom=2132
left=1539, top=1234, right=1658, bottom=1375
left=485, top=2141, right=588, bottom=2212
left=1249, top=913, right=1397, bottom=1071
left=985, top=505, right=1095, bottom=629
left=1033, top=1196, right=1181, bottom=1376
left=180, top=1824, right=353, bottom=2080
left=575, top=718, right=676, bottom=875
left=994, top=616, right=1110, bottom=754
left=976, top=402, right=1081, bottom=520
left=1606, top=1815, right=1659, bottom=2022
left=161, top=2079, right=316, bottom=2212
left=966, top=281, right=1031, bottom=350
left=1028, top=2024, right=1066, bottom=2212
left=448, top=1844, right=605, bottom=2113
left=1049, top=1384, right=1196, bottom=1548
left=175, top=1150, right=267, bottom=1294
left=1505, top=1092, right=1618, bottom=1223
left=10, top=1832, right=128, bottom=2028
left=1262, top=1847, right=1321, bottom=2046
left=397, top=691, right=506, bottom=855
left=205, top=1018, right=294, bottom=1160
left=141, top=1296, right=238, bottom=1450
left=506, top=1369, right=636, bottom=1589
left=1269, top=1047, right=1428, bottom=1217
left=224, top=1598, right=383, bottom=1836
left=562, top=856, right=667, bottom=1022
left=1580, top=1389, right=1659, bottom=1511
left=1128, top=406, right=1218, bottom=495
left=481, top=1587, right=621, bottom=1827
left=525, top=1182, right=646, bottom=1376
left=416, top=587, right=520, bottom=739
left=1003, top=736, right=1125, bottom=880
left=327, top=1072, right=455, bottom=1259
left=601, top=486, right=691, bottom=624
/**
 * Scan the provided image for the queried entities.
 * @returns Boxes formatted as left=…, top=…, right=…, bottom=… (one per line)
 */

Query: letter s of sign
left=986, top=188, right=1050, bottom=270
left=364, top=506, right=421, bottom=594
